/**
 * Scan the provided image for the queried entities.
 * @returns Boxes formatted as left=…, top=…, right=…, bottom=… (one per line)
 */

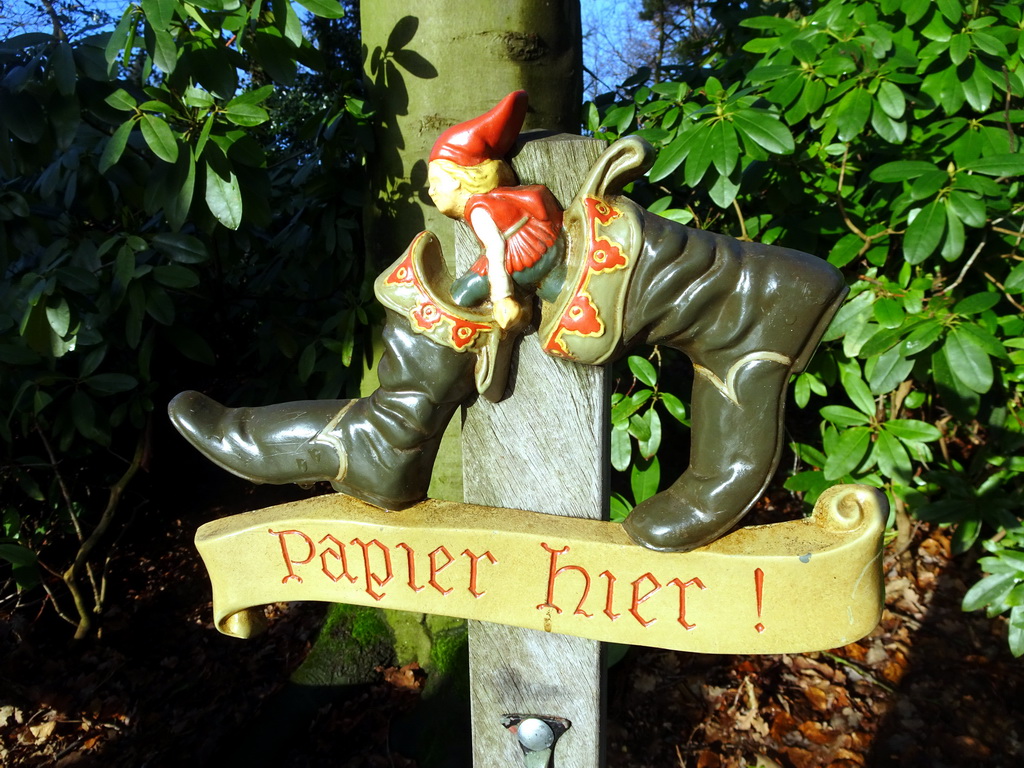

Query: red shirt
left=465, top=186, right=563, bottom=275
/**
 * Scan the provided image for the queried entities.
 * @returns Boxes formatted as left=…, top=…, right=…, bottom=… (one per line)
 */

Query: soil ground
left=1, top=451, right=1021, bottom=767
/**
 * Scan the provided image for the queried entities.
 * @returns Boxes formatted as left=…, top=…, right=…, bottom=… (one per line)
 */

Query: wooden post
left=460, top=135, right=608, bottom=767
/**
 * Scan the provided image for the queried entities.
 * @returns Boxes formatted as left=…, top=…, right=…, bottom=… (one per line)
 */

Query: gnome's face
left=427, top=163, right=469, bottom=219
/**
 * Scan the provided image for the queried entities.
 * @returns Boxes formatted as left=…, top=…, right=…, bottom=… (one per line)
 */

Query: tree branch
left=64, top=425, right=148, bottom=640
left=39, top=0, right=68, bottom=42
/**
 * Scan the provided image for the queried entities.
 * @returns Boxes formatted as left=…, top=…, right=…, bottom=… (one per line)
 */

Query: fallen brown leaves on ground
left=2, top=472, right=1022, bottom=767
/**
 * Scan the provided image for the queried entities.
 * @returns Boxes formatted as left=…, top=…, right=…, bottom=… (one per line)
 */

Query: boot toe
left=623, top=489, right=738, bottom=553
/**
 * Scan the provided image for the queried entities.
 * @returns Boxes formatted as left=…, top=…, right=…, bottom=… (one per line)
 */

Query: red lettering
left=462, top=549, right=497, bottom=598
left=351, top=538, right=393, bottom=601
left=269, top=529, right=314, bottom=584
left=668, top=577, right=706, bottom=630
left=629, top=573, right=662, bottom=627
left=598, top=570, right=620, bottom=620
left=396, top=543, right=424, bottom=592
left=318, top=534, right=357, bottom=583
left=537, top=543, right=592, bottom=617
left=428, top=546, right=455, bottom=596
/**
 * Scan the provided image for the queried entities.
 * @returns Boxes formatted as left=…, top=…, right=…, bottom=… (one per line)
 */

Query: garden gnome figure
left=169, top=91, right=847, bottom=552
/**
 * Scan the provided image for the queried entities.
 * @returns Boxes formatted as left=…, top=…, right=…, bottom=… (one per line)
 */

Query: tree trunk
left=360, top=0, right=583, bottom=269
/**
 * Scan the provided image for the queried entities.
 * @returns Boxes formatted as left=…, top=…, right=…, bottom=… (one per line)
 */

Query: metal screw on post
left=502, top=714, right=571, bottom=768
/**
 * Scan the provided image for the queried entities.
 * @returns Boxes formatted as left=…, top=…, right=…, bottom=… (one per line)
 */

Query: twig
left=39, top=0, right=68, bottom=42
left=943, top=230, right=989, bottom=294
left=982, top=270, right=1024, bottom=312
left=35, top=426, right=85, bottom=545
left=820, top=651, right=895, bottom=693
left=40, top=576, right=76, bottom=627
left=731, top=199, right=749, bottom=240
left=837, top=146, right=869, bottom=242
left=64, top=426, right=148, bottom=640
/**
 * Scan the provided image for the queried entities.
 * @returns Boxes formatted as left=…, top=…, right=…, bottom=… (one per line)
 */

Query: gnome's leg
left=169, top=309, right=478, bottom=510
left=618, top=218, right=846, bottom=552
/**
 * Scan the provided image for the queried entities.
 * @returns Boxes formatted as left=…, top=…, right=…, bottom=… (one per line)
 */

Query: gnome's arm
left=470, top=206, right=522, bottom=329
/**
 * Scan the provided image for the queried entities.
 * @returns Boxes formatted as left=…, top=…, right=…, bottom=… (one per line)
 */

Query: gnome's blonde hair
left=430, top=158, right=517, bottom=195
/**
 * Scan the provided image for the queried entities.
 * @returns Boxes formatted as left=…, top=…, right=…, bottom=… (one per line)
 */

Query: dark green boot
left=618, top=216, right=848, bottom=552
left=168, top=309, right=477, bottom=510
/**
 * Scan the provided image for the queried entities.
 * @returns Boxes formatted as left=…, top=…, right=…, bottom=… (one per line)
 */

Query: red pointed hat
left=429, top=91, right=528, bottom=166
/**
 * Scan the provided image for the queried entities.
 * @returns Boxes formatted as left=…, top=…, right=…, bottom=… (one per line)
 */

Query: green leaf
left=276, top=0, right=303, bottom=46
left=820, top=405, right=871, bottom=426
left=941, top=200, right=965, bottom=261
left=870, top=161, right=938, bottom=182
left=1008, top=261, right=1024, bottom=293
left=105, top=6, right=138, bottom=66
left=902, top=321, right=943, bottom=355
left=183, top=85, right=215, bottom=108
left=730, top=109, right=794, bottom=154
left=947, top=191, right=986, bottom=228
left=949, top=33, right=971, bottom=65
left=823, top=426, right=872, bottom=480
left=141, top=0, right=176, bottom=28
left=152, top=232, right=208, bottom=263
left=609, top=493, right=633, bottom=523
left=932, top=345, right=980, bottom=419
left=828, top=233, right=864, bottom=268
left=612, top=389, right=652, bottom=424
left=53, top=40, right=77, bottom=95
left=153, top=264, right=199, bottom=288
left=611, top=428, right=631, bottom=472
left=883, top=419, right=942, bottom=442
left=660, top=392, right=688, bottom=425
left=140, top=114, right=178, bottom=163
left=959, top=153, right=1024, bottom=177
left=956, top=322, right=1007, bottom=359
left=0, top=543, right=37, bottom=568
left=86, top=373, right=138, bottom=394
left=99, top=119, right=134, bottom=173
left=298, top=343, right=316, bottom=383
left=873, top=297, right=904, bottom=329
left=1010, top=607, right=1024, bottom=657
left=936, top=0, right=962, bottom=23
left=165, top=148, right=195, bottom=232
left=226, top=84, right=275, bottom=106
left=944, top=326, right=993, bottom=393
left=954, top=292, right=1000, bottom=315
left=105, top=88, right=137, bottom=112
left=683, top=123, right=716, bottom=188
left=840, top=363, right=876, bottom=417
left=627, top=413, right=651, bottom=442
left=963, top=572, right=1018, bottom=612
left=224, top=102, right=270, bottom=127
left=648, top=128, right=698, bottom=181
left=631, top=455, right=661, bottom=504
left=834, top=88, right=871, bottom=142
left=295, top=0, right=346, bottom=18
left=150, top=24, right=178, bottom=74
left=909, top=171, right=947, bottom=201
left=903, top=201, right=946, bottom=264
left=639, top=409, right=662, bottom=460
left=711, top=120, right=739, bottom=176
left=205, top=163, right=242, bottom=229
left=628, top=355, right=657, bottom=387
left=961, top=62, right=993, bottom=112
left=707, top=167, right=741, bottom=208
left=871, top=104, right=906, bottom=145
left=868, top=346, right=914, bottom=394
left=875, top=429, right=912, bottom=484
left=876, top=80, right=906, bottom=119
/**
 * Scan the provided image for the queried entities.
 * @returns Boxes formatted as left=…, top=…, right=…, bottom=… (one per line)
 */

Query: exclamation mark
left=754, top=568, right=765, bottom=634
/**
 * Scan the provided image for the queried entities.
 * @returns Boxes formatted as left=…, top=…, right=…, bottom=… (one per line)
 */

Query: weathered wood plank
left=460, top=135, right=608, bottom=768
